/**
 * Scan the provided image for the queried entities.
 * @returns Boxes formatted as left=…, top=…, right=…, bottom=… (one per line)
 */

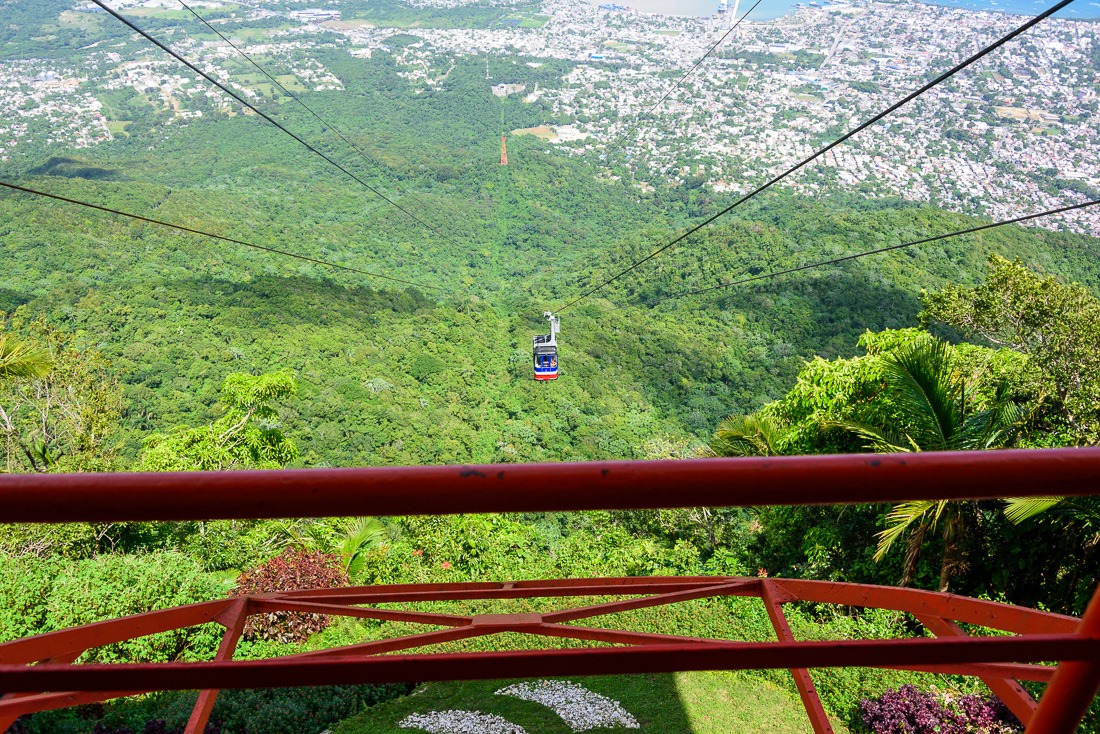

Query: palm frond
left=882, top=338, right=959, bottom=451
left=822, top=419, right=913, bottom=453
left=958, top=380, right=1026, bottom=450
left=1004, top=496, right=1064, bottom=524
left=709, top=414, right=787, bottom=457
left=875, top=500, right=947, bottom=562
left=0, top=335, right=51, bottom=382
left=276, top=519, right=319, bottom=551
left=341, top=516, right=385, bottom=578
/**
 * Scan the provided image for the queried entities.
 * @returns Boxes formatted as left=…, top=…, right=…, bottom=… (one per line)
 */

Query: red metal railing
left=2, top=448, right=1099, bottom=734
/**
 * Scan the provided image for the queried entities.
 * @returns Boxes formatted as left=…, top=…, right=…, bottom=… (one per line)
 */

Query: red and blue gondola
left=533, top=344, right=558, bottom=380
left=533, top=312, right=561, bottom=381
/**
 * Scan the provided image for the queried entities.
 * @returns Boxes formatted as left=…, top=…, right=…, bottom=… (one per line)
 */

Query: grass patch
left=512, top=125, right=557, bottom=140
left=106, top=120, right=131, bottom=135
left=58, top=10, right=100, bottom=30
left=520, top=14, right=551, bottom=27
left=127, top=8, right=192, bottom=20
left=274, top=74, right=309, bottom=93
left=227, top=24, right=296, bottom=40
left=332, top=673, right=848, bottom=734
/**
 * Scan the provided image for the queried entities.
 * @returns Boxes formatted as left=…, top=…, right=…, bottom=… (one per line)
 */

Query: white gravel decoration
left=398, top=711, right=529, bottom=734
left=494, top=680, right=640, bottom=731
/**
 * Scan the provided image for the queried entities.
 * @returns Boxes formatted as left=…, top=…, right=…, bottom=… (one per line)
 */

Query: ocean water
left=591, top=0, right=1099, bottom=19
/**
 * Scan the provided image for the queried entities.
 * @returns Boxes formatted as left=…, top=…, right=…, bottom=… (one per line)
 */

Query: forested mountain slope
left=2, top=14, right=1099, bottom=467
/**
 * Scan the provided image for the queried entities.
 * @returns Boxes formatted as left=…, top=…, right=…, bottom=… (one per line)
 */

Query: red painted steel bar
left=0, top=651, right=90, bottom=731
left=2, top=448, right=1097, bottom=522
left=887, top=662, right=1055, bottom=682
left=0, top=600, right=234, bottom=665
left=1024, top=583, right=1100, bottom=734
left=280, top=578, right=741, bottom=605
left=916, top=614, right=1038, bottom=724
left=248, top=599, right=472, bottom=627
left=0, top=690, right=147, bottom=721
left=258, top=577, right=1079, bottom=632
left=761, top=580, right=834, bottom=734
left=0, top=635, right=1094, bottom=692
left=184, top=599, right=248, bottom=734
left=527, top=623, right=722, bottom=646
left=284, top=626, right=492, bottom=660
left=772, top=579, right=1080, bottom=634
left=540, top=580, right=756, bottom=623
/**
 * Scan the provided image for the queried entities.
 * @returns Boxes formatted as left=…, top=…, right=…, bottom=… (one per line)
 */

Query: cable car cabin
left=533, top=312, right=561, bottom=381
left=533, top=339, right=558, bottom=381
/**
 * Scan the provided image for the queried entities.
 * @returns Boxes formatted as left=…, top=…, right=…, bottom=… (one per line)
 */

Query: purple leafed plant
left=859, top=685, right=1022, bottom=734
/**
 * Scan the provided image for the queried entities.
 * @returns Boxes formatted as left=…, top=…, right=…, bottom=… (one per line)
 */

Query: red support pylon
left=500, top=135, right=508, bottom=166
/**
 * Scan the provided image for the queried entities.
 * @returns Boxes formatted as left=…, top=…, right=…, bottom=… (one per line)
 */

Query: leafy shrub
left=12, top=684, right=411, bottom=734
left=0, top=554, right=61, bottom=642
left=231, top=549, right=349, bottom=643
left=0, top=552, right=223, bottom=662
left=206, top=684, right=410, bottom=734
left=858, top=685, right=1021, bottom=734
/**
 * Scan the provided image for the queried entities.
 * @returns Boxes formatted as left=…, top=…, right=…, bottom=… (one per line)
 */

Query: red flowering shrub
left=230, top=549, right=349, bottom=643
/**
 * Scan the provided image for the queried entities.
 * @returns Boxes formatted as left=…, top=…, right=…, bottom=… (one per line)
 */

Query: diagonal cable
left=600, top=0, right=764, bottom=163
left=0, top=180, right=441, bottom=291
left=606, top=199, right=1100, bottom=310
left=556, top=0, right=1077, bottom=312
left=177, top=1, right=452, bottom=234
left=90, top=0, right=465, bottom=251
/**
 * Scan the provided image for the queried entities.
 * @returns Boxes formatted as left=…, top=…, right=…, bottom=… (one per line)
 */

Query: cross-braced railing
left=1, top=449, right=1098, bottom=734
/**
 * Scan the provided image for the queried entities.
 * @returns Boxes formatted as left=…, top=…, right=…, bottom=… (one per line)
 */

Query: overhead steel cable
left=0, top=180, right=441, bottom=291
left=606, top=199, right=1100, bottom=311
left=177, top=1, right=451, bottom=234
left=556, top=0, right=1077, bottom=313
left=89, top=0, right=465, bottom=251
left=600, top=0, right=764, bottom=162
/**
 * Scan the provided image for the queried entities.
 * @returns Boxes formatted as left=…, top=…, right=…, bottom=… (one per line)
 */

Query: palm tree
left=830, top=337, right=1026, bottom=591
left=705, top=413, right=790, bottom=457
left=1003, top=496, right=1100, bottom=552
left=0, top=334, right=51, bottom=384
left=279, top=517, right=386, bottom=579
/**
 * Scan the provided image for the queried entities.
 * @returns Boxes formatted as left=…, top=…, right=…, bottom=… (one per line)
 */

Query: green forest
left=2, top=2, right=1099, bottom=733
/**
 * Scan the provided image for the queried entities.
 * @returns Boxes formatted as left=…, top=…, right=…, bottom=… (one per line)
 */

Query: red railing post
left=1024, top=583, right=1100, bottom=734
left=184, top=598, right=250, bottom=734
left=915, top=614, right=1037, bottom=724
left=761, top=580, right=834, bottom=734
left=0, top=651, right=84, bottom=733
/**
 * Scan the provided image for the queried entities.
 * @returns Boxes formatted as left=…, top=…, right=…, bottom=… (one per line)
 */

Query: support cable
left=176, top=1, right=451, bottom=238
left=600, top=0, right=764, bottom=162
left=0, top=180, right=441, bottom=291
left=90, top=0, right=465, bottom=251
left=555, top=0, right=1077, bottom=313
left=605, top=199, right=1100, bottom=310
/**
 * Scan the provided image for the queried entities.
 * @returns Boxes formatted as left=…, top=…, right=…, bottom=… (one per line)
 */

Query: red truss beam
left=0, top=577, right=1097, bottom=734
left=1, top=449, right=1098, bottom=734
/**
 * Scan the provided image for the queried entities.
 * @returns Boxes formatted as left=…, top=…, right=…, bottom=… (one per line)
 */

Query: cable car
left=533, top=311, right=560, bottom=381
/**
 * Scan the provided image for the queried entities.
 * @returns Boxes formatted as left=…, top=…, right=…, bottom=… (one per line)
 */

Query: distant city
left=3, top=0, right=1097, bottom=235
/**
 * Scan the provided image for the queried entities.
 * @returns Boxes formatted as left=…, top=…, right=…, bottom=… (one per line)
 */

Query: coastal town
left=2, top=0, right=1097, bottom=234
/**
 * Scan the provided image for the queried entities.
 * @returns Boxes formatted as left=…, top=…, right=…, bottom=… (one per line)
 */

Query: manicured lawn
left=333, top=672, right=850, bottom=733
